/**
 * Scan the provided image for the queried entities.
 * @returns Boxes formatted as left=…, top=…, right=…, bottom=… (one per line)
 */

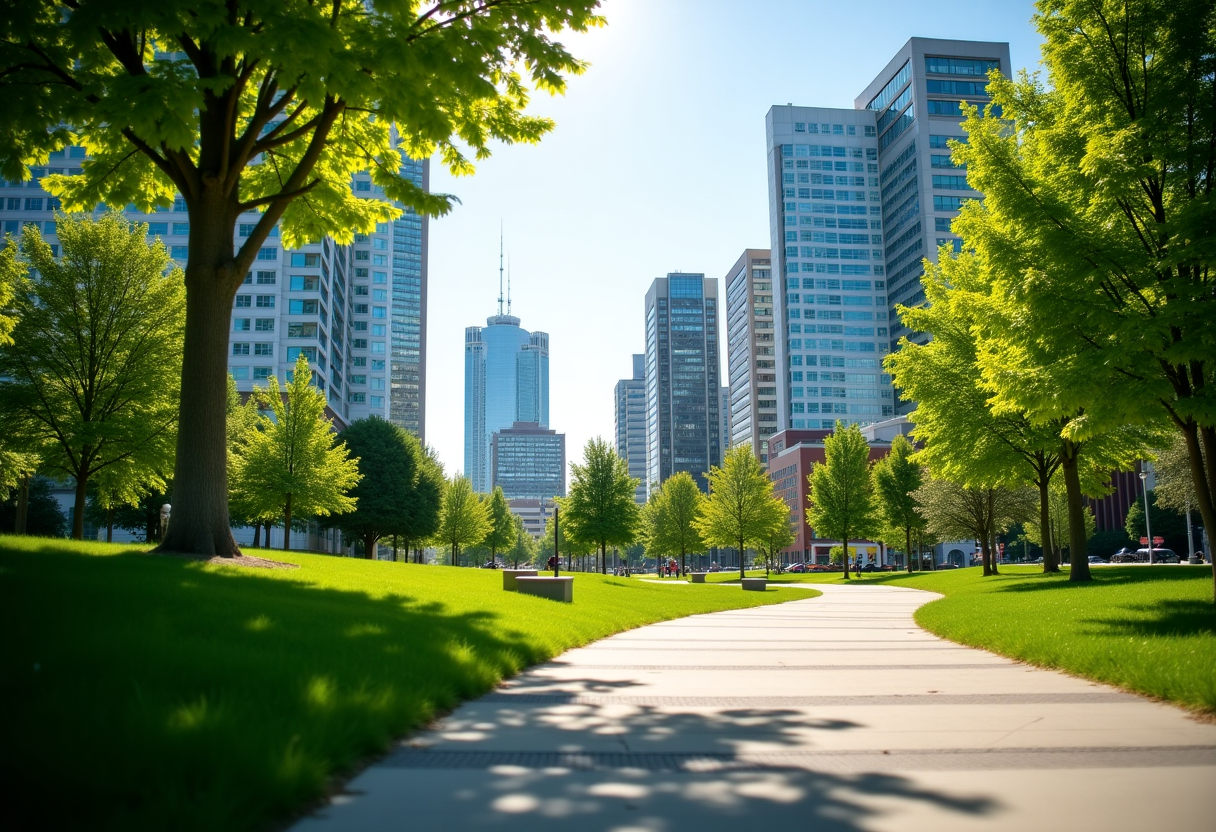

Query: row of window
left=786, top=246, right=875, bottom=261
left=784, top=145, right=876, bottom=161
left=792, top=122, right=876, bottom=138
left=786, top=262, right=881, bottom=276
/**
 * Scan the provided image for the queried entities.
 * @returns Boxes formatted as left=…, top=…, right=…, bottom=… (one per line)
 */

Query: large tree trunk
left=106, top=508, right=114, bottom=543
left=1060, top=439, right=1091, bottom=582
left=905, top=527, right=912, bottom=573
left=283, top=493, right=293, bottom=552
left=252, top=522, right=261, bottom=548
left=157, top=220, right=243, bottom=557
left=364, top=532, right=377, bottom=560
left=1037, top=473, right=1058, bottom=573
left=1181, top=421, right=1216, bottom=603
left=71, top=471, right=88, bottom=540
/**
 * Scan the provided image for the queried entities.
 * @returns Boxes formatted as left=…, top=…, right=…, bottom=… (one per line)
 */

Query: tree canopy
left=641, top=471, right=706, bottom=575
left=334, top=416, right=418, bottom=559
left=481, top=487, right=515, bottom=564
left=806, top=422, right=877, bottom=580
left=229, top=354, right=360, bottom=551
left=870, top=433, right=925, bottom=571
left=0, top=0, right=602, bottom=556
left=0, top=213, right=183, bottom=538
left=697, top=445, right=785, bottom=581
left=434, top=474, right=489, bottom=567
left=915, top=478, right=1037, bottom=575
left=563, top=437, right=641, bottom=574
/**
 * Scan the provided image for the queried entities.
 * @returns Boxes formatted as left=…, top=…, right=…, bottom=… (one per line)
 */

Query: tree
left=950, top=0, right=1216, bottom=593
left=0, top=214, right=183, bottom=538
left=0, top=0, right=602, bottom=556
left=870, top=434, right=926, bottom=572
left=399, top=443, right=445, bottom=564
left=758, top=499, right=795, bottom=576
left=89, top=456, right=171, bottom=543
left=0, top=239, right=37, bottom=503
left=697, top=445, right=783, bottom=581
left=433, top=475, right=489, bottom=567
left=1126, top=491, right=1189, bottom=555
left=806, top=422, right=878, bottom=580
left=540, top=503, right=592, bottom=570
left=481, top=487, right=515, bottom=566
left=0, top=476, right=66, bottom=538
left=915, top=478, right=1037, bottom=576
left=505, top=514, right=537, bottom=568
left=642, top=471, right=706, bottom=576
left=229, top=355, right=360, bottom=551
left=563, top=438, right=641, bottom=574
left=333, top=416, right=417, bottom=560
left=1024, top=480, right=1096, bottom=564
left=886, top=250, right=1067, bottom=572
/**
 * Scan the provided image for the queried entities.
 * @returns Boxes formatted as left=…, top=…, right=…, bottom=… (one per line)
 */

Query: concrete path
left=292, top=584, right=1216, bottom=831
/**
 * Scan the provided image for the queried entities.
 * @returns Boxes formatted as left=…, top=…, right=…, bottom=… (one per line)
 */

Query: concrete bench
left=690, top=573, right=706, bottom=583
left=502, top=569, right=538, bottom=591
left=515, top=576, right=574, bottom=603
left=741, top=577, right=767, bottom=592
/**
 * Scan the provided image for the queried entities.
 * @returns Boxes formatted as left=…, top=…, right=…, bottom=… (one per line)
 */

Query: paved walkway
left=293, top=584, right=1216, bottom=831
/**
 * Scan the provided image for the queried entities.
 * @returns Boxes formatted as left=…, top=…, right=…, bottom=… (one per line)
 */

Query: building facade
left=465, top=312, right=550, bottom=493
left=491, top=421, right=565, bottom=500
left=766, top=38, right=1011, bottom=431
left=724, top=249, right=776, bottom=463
left=644, top=274, right=721, bottom=495
left=614, top=354, right=648, bottom=504
left=1, top=146, right=430, bottom=441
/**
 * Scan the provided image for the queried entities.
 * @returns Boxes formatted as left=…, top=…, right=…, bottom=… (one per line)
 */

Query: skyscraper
left=614, top=354, right=648, bottom=504
left=491, top=422, right=565, bottom=500
left=1, top=142, right=430, bottom=437
left=766, top=37, right=1010, bottom=431
left=464, top=271, right=550, bottom=492
left=644, top=274, right=721, bottom=495
left=724, top=249, right=776, bottom=463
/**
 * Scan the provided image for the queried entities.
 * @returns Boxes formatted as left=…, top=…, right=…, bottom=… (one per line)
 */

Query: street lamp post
left=1139, top=471, right=1154, bottom=565
left=553, top=504, right=561, bottom=578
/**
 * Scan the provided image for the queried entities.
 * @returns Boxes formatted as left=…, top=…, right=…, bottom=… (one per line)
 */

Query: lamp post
left=553, top=504, right=561, bottom=578
left=1139, top=471, right=1154, bottom=565
left=1185, top=500, right=1195, bottom=561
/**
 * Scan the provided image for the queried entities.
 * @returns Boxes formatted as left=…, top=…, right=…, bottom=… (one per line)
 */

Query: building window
left=254, top=318, right=274, bottom=332
left=232, top=343, right=250, bottom=356
left=290, top=252, right=319, bottom=267
left=252, top=367, right=272, bottom=380
left=171, top=245, right=188, bottom=259
left=256, top=270, right=276, bottom=284
left=254, top=343, right=273, bottom=356
left=233, top=318, right=251, bottom=331
left=257, top=247, right=277, bottom=260
left=234, top=295, right=252, bottom=308
left=255, top=295, right=275, bottom=308
left=230, top=366, right=249, bottom=380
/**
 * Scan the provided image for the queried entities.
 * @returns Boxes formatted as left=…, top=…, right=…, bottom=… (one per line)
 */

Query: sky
left=424, top=0, right=1047, bottom=479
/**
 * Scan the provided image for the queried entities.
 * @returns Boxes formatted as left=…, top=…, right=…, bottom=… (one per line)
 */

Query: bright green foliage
left=334, top=417, right=418, bottom=559
left=0, top=0, right=602, bottom=556
left=433, top=475, right=489, bottom=567
left=806, top=422, right=878, bottom=580
left=397, top=442, right=445, bottom=561
left=697, top=445, right=785, bottom=580
left=870, top=433, right=925, bottom=571
left=89, top=456, right=171, bottom=543
left=0, top=213, right=183, bottom=538
left=0, top=237, right=19, bottom=347
left=915, top=477, right=1037, bottom=575
left=949, top=0, right=1216, bottom=585
left=505, top=514, right=536, bottom=568
left=563, top=438, right=641, bottom=574
left=0, top=535, right=799, bottom=831
left=641, top=471, right=706, bottom=575
left=757, top=499, right=795, bottom=575
left=225, top=375, right=276, bottom=535
left=539, top=503, right=592, bottom=567
left=1126, top=490, right=1188, bottom=551
left=229, top=355, right=360, bottom=551
left=1024, top=480, right=1096, bottom=557
left=1152, top=432, right=1204, bottom=516
left=481, top=487, right=514, bottom=564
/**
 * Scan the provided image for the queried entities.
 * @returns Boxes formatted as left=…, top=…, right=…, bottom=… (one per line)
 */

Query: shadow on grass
left=297, top=671, right=1003, bottom=830
left=1078, top=598, right=1216, bottom=638
left=0, top=541, right=556, bottom=832
left=986, top=566, right=1215, bottom=594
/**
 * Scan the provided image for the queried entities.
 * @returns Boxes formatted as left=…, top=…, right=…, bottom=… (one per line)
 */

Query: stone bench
left=741, top=577, right=767, bottom=592
left=502, top=569, right=538, bottom=591
left=690, top=573, right=706, bottom=583
left=515, top=576, right=574, bottom=603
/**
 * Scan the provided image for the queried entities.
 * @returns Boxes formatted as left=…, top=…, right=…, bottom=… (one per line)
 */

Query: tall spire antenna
left=497, top=223, right=504, bottom=316
left=507, top=257, right=512, bottom=315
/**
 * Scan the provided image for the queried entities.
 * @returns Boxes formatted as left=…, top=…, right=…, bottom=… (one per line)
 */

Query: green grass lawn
left=0, top=536, right=809, bottom=832
left=709, top=564, right=1216, bottom=715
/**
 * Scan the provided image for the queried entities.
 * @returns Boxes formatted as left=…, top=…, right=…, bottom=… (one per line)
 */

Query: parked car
left=860, top=563, right=878, bottom=572
left=1087, top=555, right=1107, bottom=564
left=1136, top=548, right=1179, bottom=563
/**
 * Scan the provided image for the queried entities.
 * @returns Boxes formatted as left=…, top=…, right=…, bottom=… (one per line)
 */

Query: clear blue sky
left=425, top=0, right=1045, bottom=478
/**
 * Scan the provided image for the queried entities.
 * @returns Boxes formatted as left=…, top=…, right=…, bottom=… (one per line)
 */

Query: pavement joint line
left=381, top=745, right=1216, bottom=773
left=483, top=692, right=1140, bottom=706
left=536, top=663, right=1014, bottom=671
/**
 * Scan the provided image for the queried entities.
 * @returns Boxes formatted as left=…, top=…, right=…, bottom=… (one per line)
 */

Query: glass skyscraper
left=644, top=274, right=721, bottom=495
left=464, top=311, right=550, bottom=493
left=614, top=354, right=648, bottom=505
left=765, top=37, right=1010, bottom=431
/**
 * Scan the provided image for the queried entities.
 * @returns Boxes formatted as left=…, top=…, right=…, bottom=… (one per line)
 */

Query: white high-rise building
left=723, top=249, right=775, bottom=463
left=1, top=147, right=430, bottom=438
left=766, top=37, right=1010, bottom=430
left=614, top=354, right=648, bottom=504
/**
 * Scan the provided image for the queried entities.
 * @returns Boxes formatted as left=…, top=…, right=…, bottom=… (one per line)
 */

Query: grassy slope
left=709, top=565, right=1216, bottom=714
left=0, top=537, right=808, bottom=832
